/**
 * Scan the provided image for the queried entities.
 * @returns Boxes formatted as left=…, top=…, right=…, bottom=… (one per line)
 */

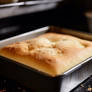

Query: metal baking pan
left=70, top=75, right=92, bottom=92
left=0, top=26, right=92, bottom=92
left=0, top=2, right=24, bottom=8
left=0, top=0, right=62, bottom=8
left=0, top=1, right=61, bottom=19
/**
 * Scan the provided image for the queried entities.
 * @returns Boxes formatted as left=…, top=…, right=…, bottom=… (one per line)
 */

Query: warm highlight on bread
left=0, top=33, right=92, bottom=77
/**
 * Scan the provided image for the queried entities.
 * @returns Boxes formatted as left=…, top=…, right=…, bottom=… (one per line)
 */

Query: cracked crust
left=0, top=33, right=92, bottom=77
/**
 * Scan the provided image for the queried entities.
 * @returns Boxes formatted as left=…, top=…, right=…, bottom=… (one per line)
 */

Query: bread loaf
left=0, top=33, right=92, bottom=77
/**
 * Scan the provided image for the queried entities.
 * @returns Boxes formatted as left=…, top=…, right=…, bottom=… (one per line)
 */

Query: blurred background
left=0, top=0, right=92, bottom=40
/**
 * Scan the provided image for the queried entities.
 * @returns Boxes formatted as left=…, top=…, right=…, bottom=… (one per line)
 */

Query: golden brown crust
left=0, top=33, right=92, bottom=77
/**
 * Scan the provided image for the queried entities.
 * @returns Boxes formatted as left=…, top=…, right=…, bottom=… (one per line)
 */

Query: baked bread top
left=0, top=33, right=92, bottom=77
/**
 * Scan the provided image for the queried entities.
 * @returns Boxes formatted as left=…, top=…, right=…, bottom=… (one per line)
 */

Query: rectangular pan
left=0, top=26, right=92, bottom=92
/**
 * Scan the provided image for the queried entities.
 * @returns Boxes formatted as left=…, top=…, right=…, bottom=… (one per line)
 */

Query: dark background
left=0, top=0, right=91, bottom=40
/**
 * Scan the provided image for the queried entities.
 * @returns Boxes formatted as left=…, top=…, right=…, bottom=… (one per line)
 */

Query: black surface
left=71, top=75, right=92, bottom=92
left=0, top=76, right=32, bottom=92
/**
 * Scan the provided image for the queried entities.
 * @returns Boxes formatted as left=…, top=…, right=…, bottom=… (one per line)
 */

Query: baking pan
left=71, top=75, right=92, bottom=92
left=0, top=1, right=61, bottom=19
left=0, top=0, right=62, bottom=8
left=0, top=2, right=24, bottom=8
left=0, top=26, right=92, bottom=92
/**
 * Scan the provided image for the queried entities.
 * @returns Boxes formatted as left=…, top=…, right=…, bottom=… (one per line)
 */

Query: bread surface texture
left=0, top=33, right=92, bottom=77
